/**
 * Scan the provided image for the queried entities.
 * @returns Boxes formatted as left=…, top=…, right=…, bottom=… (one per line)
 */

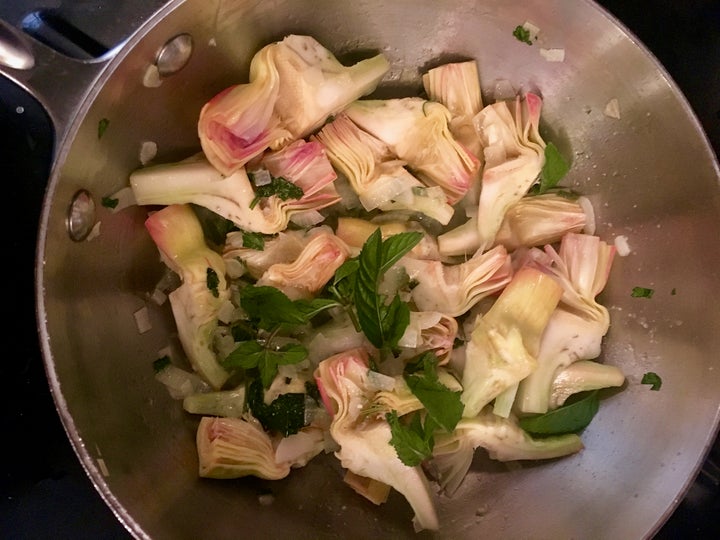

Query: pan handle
left=0, top=18, right=115, bottom=159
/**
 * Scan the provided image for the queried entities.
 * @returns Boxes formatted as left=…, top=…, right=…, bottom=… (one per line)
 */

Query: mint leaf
left=101, top=196, right=119, bottom=209
left=222, top=340, right=265, bottom=369
left=532, top=142, right=570, bottom=195
left=331, top=258, right=359, bottom=301
left=153, top=355, right=171, bottom=374
left=631, top=286, right=654, bottom=299
left=380, top=232, right=424, bottom=273
left=519, top=390, right=599, bottom=435
left=293, top=297, right=341, bottom=321
left=354, top=230, right=422, bottom=349
left=404, top=353, right=463, bottom=433
left=222, top=341, right=307, bottom=388
left=240, top=285, right=336, bottom=330
left=242, top=231, right=265, bottom=250
left=641, top=371, right=662, bottom=391
left=250, top=176, right=303, bottom=209
left=512, top=25, right=533, bottom=46
left=98, top=118, right=110, bottom=139
left=206, top=268, right=220, bottom=298
left=247, top=378, right=305, bottom=436
left=386, top=410, right=434, bottom=467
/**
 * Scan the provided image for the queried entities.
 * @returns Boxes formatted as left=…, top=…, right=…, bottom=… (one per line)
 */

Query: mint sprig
left=354, top=229, right=422, bottom=349
left=404, top=353, right=463, bottom=433
left=519, top=390, right=599, bottom=435
left=222, top=340, right=307, bottom=389
left=530, top=142, right=570, bottom=195
left=386, top=410, right=436, bottom=467
left=222, top=285, right=339, bottom=387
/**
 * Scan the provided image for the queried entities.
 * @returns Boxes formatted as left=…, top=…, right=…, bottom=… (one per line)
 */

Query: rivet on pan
left=155, top=33, right=193, bottom=77
left=67, top=189, right=96, bottom=242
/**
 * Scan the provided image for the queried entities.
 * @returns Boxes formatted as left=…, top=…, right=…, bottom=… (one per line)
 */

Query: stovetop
left=1, top=1, right=719, bottom=539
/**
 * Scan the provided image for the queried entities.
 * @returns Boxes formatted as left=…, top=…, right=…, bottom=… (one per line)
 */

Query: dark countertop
left=1, top=1, right=719, bottom=539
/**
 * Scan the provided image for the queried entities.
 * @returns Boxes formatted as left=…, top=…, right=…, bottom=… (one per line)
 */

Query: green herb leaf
left=404, top=353, right=463, bottom=433
left=385, top=410, right=434, bottom=467
left=641, top=371, right=662, bottom=391
left=230, top=319, right=257, bottom=342
left=98, top=118, right=110, bottom=139
left=153, top=355, right=171, bottom=373
left=531, top=142, right=570, bottom=195
left=206, top=268, right=220, bottom=298
left=512, top=25, right=533, bottom=46
left=242, top=231, right=265, bottom=251
left=519, top=390, right=600, bottom=435
left=249, top=176, right=303, bottom=209
left=191, top=204, right=239, bottom=248
left=240, top=285, right=329, bottom=330
left=354, top=230, right=422, bottom=349
left=631, top=286, right=654, bottom=299
left=101, top=196, right=119, bottom=209
left=222, top=340, right=308, bottom=388
left=247, top=378, right=305, bottom=436
left=222, top=340, right=265, bottom=370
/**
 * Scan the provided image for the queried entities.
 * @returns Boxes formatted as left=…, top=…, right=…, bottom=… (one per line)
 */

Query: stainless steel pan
left=2, top=1, right=719, bottom=538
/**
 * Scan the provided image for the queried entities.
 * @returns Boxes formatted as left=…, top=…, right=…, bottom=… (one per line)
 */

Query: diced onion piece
left=139, top=141, right=158, bottom=165
left=614, top=235, right=631, bottom=256
left=522, top=21, right=540, bottom=42
left=134, top=305, right=152, bottom=334
left=289, top=209, right=325, bottom=227
left=274, top=428, right=325, bottom=467
left=155, top=364, right=210, bottom=399
left=604, top=98, right=621, bottom=119
left=148, top=288, right=167, bottom=306
left=539, top=48, right=565, bottom=62
left=492, top=79, right=517, bottom=102
left=86, top=221, right=101, bottom=241
left=344, top=470, right=391, bottom=505
left=216, top=299, right=236, bottom=324
left=143, top=64, right=163, bottom=88
left=577, top=196, right=596, bottom=235
left=251, top=168, right=272, bottom=186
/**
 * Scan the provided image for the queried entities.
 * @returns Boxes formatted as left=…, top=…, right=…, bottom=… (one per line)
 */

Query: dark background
left=1, top=1, right=719, bottom=538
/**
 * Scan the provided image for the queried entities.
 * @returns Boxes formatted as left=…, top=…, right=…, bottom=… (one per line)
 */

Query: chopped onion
left=216, top=299, right=236, bottom=324
left=139, top=141, right=158, bottom=165
left=604, top=98, right=621, bottom=119
left=614, top=235, right=631, bottom=256
left=250, top=168, right=272, bottom=186
left=492, top=79, right=517, bottom=102
left=142, top=64, right=163, bottom=88
left=86, top=221, right=102, bottom=241
left=148, top=288, right=167, bottom=306
left=275, top=429, right=325, bottom=467
left=155, top=364, right=210, bottom=399
left=289, top=209, right=325, bottom=227
left=133, top=305, right=152, bottom=334
left=539, top=48, right=565, bottom=62
left=577, top=196, right=596, bottom=235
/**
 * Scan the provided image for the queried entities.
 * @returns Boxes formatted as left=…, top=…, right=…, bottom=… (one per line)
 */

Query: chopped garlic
left=540, top=48, right=565, bottom=62
left=604, top=98, right=621, bottom=119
